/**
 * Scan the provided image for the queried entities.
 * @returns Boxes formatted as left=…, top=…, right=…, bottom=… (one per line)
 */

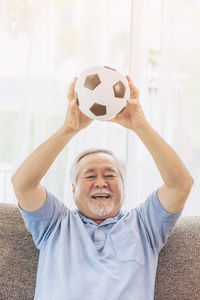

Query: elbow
left=177, top=177, right=194, bottom=208
left=11, top=174, right=16, bottom=185
left=11, top=174, right=38, bottom=191
left=11, top=175, right=19, bottom=190
left=11, top=174, right=22, bottom=190
left=11, top=172, right=19, bottom=185
left=183, top=176, right=194, bottom=194
left=188, top=176, right=194, bottom=188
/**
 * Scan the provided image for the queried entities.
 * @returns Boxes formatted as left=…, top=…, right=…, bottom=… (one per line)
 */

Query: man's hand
left=63, top=77, right=94, bottom=133
left=106, top=75, right=148, bottom=131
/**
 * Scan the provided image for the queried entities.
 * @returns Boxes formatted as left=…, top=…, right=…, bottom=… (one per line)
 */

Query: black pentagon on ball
left=84, top=74, right=101, bottom=90
left=113, top=81, right=126, bottom=98
left=89, top=103, right=107, bottom=116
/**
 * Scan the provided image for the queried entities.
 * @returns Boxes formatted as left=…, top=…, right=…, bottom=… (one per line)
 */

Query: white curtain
left=0, top=0, right=199, bottom=216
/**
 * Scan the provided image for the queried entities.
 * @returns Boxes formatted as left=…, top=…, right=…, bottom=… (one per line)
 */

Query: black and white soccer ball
left=74, top=65, right=130, bottom=121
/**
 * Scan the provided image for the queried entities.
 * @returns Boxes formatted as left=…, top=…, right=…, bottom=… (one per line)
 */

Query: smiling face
left=72, top=152, right=125, bottom=224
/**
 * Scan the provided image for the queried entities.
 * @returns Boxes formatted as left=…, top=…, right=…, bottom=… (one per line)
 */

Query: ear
left=72, top=184, right=76, bottom=194
left=121, top=178, right=125, bottom=191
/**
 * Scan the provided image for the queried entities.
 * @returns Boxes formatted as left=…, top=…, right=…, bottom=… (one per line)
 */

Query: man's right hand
left=63, top=77, right=94, bottom=133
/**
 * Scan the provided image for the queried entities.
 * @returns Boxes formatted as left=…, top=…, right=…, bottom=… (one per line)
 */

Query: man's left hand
left=105, top=75, right=148, bottom=131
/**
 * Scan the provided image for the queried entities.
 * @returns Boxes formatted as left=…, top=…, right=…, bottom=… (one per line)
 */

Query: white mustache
left=89, top=189, right=112, bottom=197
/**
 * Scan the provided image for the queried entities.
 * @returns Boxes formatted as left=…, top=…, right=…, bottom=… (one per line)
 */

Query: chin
left=88, top=200, right=115, bottom=217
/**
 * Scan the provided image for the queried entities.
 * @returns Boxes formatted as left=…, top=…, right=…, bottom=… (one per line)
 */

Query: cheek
left=115, top=179, right=123, bottom=189
left=116, top=182, right=124, bottom=196
left=75, top=183, right=89, bottom=198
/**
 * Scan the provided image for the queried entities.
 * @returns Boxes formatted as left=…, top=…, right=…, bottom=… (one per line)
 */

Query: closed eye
left=86, top=175, right=115, bottom=178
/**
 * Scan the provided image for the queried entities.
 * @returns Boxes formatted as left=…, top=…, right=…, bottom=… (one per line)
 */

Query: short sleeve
left=18, top=186, right=69, bottom=250
left=135, top=188, right=183, bottom=251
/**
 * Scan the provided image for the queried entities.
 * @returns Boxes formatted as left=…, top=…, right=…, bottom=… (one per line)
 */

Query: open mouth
left=91, top=195, right=111, bottom=199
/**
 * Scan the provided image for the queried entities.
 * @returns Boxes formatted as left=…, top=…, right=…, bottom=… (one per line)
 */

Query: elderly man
left=11, top=76, right=194, bottom=300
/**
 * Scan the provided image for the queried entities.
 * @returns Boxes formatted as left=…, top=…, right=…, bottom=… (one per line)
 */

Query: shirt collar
left=75, top=209, right=127, bottom=226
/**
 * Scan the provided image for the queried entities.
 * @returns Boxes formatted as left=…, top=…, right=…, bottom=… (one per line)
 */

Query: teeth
left=90, top=191, right=112, bottom=199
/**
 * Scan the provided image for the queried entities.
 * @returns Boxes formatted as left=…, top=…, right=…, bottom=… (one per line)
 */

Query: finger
left=127, top=99, right=137, bottom=106
left=104, top=118, right=117, bottom=123
left=67, top=77, right=78, bottom=101
left=67, top=81, right=75, bottom=101
left=68, top=98, right=79, bottom=113
left=126, top=75, right=131, bottom=82
left=126, top=75, right=134, bottom=85
left=103, top=115, right=118, bottom=122
left=126, top=75, right=139, bottom=99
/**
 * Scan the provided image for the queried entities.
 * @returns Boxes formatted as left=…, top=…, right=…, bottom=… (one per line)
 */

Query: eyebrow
left=83, top=167, right=117, bottom=175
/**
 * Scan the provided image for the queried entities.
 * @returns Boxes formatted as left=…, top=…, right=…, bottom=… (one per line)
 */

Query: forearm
left=134, top=121, right=193, bottom=190
left=11, top=125, right=78, bottom=190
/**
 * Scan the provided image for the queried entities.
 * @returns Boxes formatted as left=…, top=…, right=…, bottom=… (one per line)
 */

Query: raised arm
left=106, top=75, right=194, bottom=213
left=134, top=122, right=194, bottom=213
left=11, top=77, right=93, bottom=212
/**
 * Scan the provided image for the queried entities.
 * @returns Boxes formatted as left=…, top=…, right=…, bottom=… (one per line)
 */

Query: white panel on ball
left=74, top=65, right=130, bottom=121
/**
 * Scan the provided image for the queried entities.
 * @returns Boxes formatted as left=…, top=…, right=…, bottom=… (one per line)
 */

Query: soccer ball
left=74, top=65, right=130, bottom=121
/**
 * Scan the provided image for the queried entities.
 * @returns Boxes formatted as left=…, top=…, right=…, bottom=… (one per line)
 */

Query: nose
left=94, top=177, right=108, bottom=188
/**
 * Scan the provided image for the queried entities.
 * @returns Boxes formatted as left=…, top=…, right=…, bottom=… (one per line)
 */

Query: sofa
left=0, top=203, right=200, bottom=300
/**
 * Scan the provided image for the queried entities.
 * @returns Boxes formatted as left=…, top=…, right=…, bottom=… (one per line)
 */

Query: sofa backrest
left=0, top=203, right=200, bottom=300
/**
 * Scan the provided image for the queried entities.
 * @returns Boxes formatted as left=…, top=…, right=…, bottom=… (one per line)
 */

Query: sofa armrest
left=155, top=216, right=200, bottom=299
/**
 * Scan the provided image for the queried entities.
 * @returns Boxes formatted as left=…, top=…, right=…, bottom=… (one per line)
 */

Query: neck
left=92, top=218, right=105, bottom=224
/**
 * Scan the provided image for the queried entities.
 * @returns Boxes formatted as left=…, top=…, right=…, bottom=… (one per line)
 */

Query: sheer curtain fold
left=0, top=0, right=199, bottom=215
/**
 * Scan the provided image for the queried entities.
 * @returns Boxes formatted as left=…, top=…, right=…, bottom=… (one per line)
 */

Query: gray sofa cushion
left=0, top=203, right=39, bottom=300
left=0, top=203, right=200, bottom=300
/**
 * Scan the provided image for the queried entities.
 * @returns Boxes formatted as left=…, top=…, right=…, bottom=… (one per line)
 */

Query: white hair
left=69, top=148, right=126, bottom=186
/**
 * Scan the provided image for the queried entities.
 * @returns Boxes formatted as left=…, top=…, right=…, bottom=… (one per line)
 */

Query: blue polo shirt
left=18, top=187, right=182, bottom=300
